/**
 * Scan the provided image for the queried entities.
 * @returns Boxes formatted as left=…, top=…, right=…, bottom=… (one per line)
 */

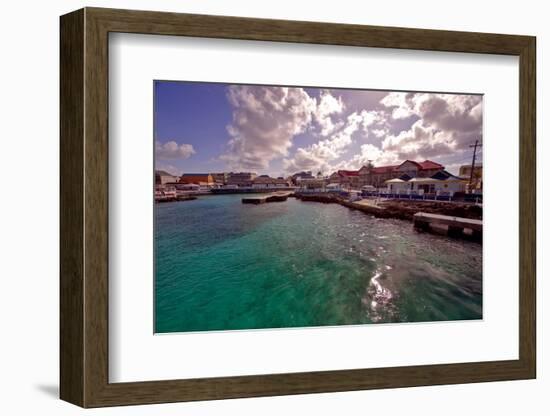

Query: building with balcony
left=227, top=172, right=257, bottom=187
left=210, top=172, right=229, bottom=185
left=252, top=175, right=292, bottom=189
left=328, top=170, right=361, bottom=189
left=358, top=160, right=445, bottom=188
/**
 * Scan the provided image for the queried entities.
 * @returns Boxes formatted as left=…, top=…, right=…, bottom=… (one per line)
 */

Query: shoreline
left=294, top=193, right=482, bottom=242
left=157, top=191, right=483, bottom=242
left=294, top=193, right=482, bottom=221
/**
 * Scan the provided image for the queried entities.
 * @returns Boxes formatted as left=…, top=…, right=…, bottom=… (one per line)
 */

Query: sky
left=154, top=81, right=483, bottom=177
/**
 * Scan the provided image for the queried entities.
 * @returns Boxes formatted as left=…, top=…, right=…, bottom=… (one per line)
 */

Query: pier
left=242, top=192, right=293, bottom=204
left=155, top=194, right=197, bottom=203
left=413, top=212, right=482, bottom=241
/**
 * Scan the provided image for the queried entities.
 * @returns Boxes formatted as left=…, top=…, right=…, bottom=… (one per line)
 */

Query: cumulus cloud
left=382, top=119, right=456, bottom=160
left=314, top=90, right=345, bottom=136
left=217, top=86, right=482, bottom=176
left=283, top=111, right=367, bottom=173
left=359, top=110, right=391, bottom=140
left=220, top=86, right=317, bottom=170
left=371, top=128, right=388, bottom=138
left=378, top=92, right=482, bottom=162
left=380, top=92, right=415, bottom=119
left=346, top=144, right=384, bottom=169
left=155, top=141, right=196, bottom=160
left=155, top=163, right=182, bottom=176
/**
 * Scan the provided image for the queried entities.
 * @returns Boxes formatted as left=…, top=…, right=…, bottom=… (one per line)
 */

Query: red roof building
left=369, top=165, right=398, bottom=174
left=329, top=170, right=361, bottom=188
left=337, top=170, right=360, bottom=177
left=332, top=160, right=446, bottom=189
left=418, top=160, right=444, bottom=170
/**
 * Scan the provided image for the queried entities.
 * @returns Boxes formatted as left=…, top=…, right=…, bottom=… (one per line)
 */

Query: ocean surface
left=155, top=195, right=482, bottom=333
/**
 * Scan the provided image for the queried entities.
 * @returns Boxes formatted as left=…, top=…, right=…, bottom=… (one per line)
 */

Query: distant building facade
left=227, top=172, right=257, bottom=187
left=385, top=170, right=466, bottom=196
left=395, top=160, right=443, bottom=178
left=210, top=172, right=229, bottom=185
left=290, top=171, right=315, bottom=185
left=252, top=175, right=291, bottom=189
left=155, top=170, right=179, bottom=185
left=329, top=170, right=361, bottom=189
left=360, top=160, right=444, bottom=188
left=179, top=173, right=214, bottom=186
left=328, top=160, right=445, bottom=189
left=357, top=165, right=398, bottom=188
left=298, top=178, right=326, bottom=191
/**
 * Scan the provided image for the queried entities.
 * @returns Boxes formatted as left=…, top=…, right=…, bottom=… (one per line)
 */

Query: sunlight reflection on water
left=155, top=196, right=482, bottom=333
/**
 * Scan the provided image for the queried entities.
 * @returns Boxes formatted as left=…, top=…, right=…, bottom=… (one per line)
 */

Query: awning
left=385, top=178, right=405, bottom=184
left=408, top=177, right=438, bottom=183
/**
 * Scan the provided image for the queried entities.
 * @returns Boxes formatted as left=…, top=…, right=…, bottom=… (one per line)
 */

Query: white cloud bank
left=155, top=141, right=196, bottom=160
left=283, top=110, right=378, bottom=174
left=220, top=86, right=316, bottom=170
left=380, top=92, right=482, bottom=162
left=219, top=87, right=482, bottom=175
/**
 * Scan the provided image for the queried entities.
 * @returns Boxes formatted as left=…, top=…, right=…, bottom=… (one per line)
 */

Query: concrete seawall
left=295, top=194, right=403, bottom=219
left=242, top=192, right=294, bottom=204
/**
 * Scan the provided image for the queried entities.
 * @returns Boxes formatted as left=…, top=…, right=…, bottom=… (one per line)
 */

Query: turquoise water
left=155, top=195, right=482, bottom=333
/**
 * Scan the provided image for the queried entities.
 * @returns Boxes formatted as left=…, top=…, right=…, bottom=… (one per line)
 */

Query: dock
left=155, top=195, right=197, bottom=203
left=413, top=212, right=482, bottom=241
left=242, top=192, right=293, bottom=204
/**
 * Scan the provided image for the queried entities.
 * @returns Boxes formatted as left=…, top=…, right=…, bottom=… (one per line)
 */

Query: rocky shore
left=294, top=193, right=482, bottom=222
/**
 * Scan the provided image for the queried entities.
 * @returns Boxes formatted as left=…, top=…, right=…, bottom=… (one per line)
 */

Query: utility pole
left=468, top=139, right=482, bottom=193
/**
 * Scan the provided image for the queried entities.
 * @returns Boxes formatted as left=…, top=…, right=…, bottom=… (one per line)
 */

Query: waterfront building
left=291, top=171, right=315, bottom=185
left=154, top=183, right=177, bottom=201
left=358, top=160, right=445, bottom=188
left=395, top=160, right=444, bottom=178
left=298, top=178, right=326, bottom=192
left=385, top=178, right=409, bottom=193
left=252, top=175, right=291, bottom=189
left=329, top=170, right=361, bottom=189
left=175, top=183, right=201, bottom=191
left=179, top=173, right=215, bottom=186
left=326, top=183, right=342, bottom=192
left=358, top=164, right=398, bottom=188
left=227, top=172, right=257, bottom=187
left=155, top=170, right=179, bottom=185
left=385, top=170, right=466, bottom=196
left=210, top=172, right=229, bottom=185
left=361, top=184, right=377, bottom=192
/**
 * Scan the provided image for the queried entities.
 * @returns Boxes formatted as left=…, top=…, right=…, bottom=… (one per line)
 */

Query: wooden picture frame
left=60, top=7, right=536, bottom=408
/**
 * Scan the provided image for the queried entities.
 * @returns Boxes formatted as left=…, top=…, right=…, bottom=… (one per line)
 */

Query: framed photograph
left=60, top=7, right=536, bottom=407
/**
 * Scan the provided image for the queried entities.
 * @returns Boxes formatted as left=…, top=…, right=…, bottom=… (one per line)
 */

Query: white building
left=385, top=171, right=467, bottom=196
left=385, top=178, right=409, bottom=193
left=326, top=183, right=342, bottom=192
left=252, top=176, right=291, bottom=189
left=155, top=170, right=179, bottom=185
